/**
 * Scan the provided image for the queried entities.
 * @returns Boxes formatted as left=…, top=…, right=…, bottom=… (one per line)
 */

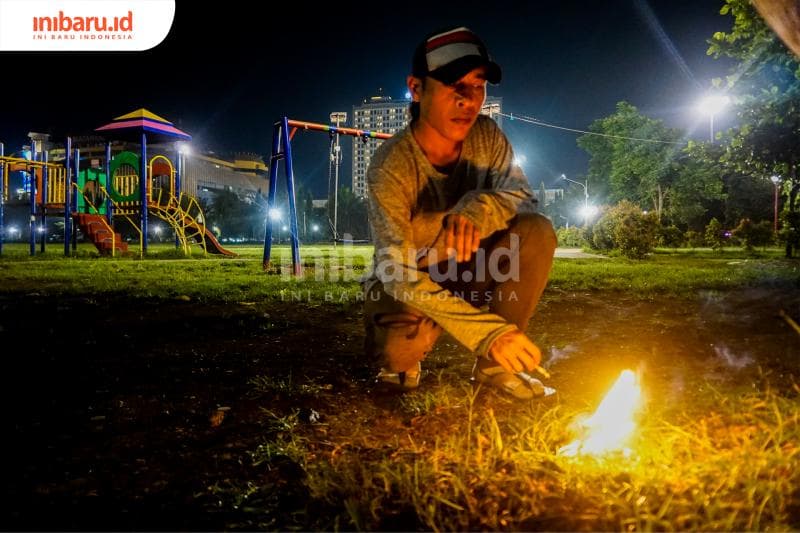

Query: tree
left=577, top=102, right=684, bottom=220
left=705, top=218, right=725, bottom=250
left=708, top=0, right=800, bottom=256
left=292, top=183, right=315, bottom=240
left=336, top=187, right=369, bottom=241
left=667, top=141, right=726, bottom=230
left=206, top=189, right=262, bottom=240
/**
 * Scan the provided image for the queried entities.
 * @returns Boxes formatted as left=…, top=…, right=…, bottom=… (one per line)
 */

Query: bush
left=590, top=208, right=615, bottom=251
left=684, top=230, right=706, bottom=248
left=591, top=201, right=658, bottom=259
left=556, top=226, right=587, bottom=247
left=614, top=213, right=659, bottom=260
left=731, top=218, right=774, bottom=251
left=658, top=225, right=684, bottom=248
left=705, top=218, right=725, bottom=250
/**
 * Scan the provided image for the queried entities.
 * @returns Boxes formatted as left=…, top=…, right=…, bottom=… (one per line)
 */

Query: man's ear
left=407, top=75, right=423, bottom=102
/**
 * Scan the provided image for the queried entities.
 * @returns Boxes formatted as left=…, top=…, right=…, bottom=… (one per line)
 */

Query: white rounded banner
left=0, top=0, right=175, bottom=51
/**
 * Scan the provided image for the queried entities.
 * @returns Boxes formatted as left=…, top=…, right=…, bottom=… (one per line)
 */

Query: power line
left=498, top=112, right=686, bottom=145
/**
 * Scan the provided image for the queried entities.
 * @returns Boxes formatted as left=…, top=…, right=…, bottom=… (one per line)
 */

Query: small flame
left=559, top=369, right=641, bottom=457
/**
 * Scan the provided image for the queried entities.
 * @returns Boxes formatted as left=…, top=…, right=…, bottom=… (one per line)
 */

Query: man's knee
left=512, top=213, right=557, bottom=251
left=365, top=311, right=441, bottom=372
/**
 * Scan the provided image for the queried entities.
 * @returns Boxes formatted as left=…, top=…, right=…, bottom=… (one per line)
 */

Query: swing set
left=262, top=117, right=391, bottom=275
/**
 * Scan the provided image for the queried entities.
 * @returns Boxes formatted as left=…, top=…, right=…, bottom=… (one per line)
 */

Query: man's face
left=412, top=66, right=488, bottom=143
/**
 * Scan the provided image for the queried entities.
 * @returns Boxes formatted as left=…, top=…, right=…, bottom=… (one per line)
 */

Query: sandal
left=472, top=358, right=539, bottom=400
left=375, top=362, right=422, bottom=391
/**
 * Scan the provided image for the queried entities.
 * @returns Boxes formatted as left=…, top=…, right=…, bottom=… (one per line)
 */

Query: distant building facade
left=350, top=94, right=503, bottom=198
left=48, top=136, right=268, bottom=204
left=539, top=188, right=564, bottom=206
left=184, top=152, right=268, bottom=204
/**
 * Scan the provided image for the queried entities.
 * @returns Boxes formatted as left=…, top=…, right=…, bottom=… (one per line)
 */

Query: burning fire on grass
left=559, top=369, right=642, bottom=457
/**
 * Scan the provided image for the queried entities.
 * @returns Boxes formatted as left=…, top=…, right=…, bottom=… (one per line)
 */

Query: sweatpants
left=363, top=213, right=557, bottom=373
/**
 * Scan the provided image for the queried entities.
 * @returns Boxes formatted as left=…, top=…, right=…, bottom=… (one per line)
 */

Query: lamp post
left=329, top=111, right=347, bottom=245
left=561, top=173, right=590, bottom=225
left=771, top=175, right=781, bottom=233
left=697, top=95, right=730, bottom=144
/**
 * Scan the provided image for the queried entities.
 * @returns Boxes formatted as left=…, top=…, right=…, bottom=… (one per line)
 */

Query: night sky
left=0, top=0, right=735, bottom=197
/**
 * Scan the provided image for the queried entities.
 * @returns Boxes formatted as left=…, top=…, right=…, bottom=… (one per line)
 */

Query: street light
left=561, top=173, right=591, bottom=225
left=268, top=208, right=283, bottom=243
left=330, top=111, right=347, bottom=245
left=697, top=95, right=730, bottom=144
left=771, top=175, right=781, bottom=232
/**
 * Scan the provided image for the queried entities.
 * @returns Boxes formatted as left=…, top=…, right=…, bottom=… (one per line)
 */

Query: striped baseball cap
left=412, top=26, right=502, bottom=85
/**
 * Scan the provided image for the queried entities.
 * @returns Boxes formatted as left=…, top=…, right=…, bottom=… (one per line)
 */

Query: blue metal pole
left=262, top=121, right=282, bottom=269
left=0, top=142, right=4, bottom=255
left=72, top=148, right=79, bottom=251
left=281, top=117, right=302, bottom=275
left=140, top=133, right=147, bottom=254
left=29, top=147, right=37, bottom=256
left=105, top=141, right=112, bottom=225
left=41, top=151, right=48, bottom=253
left=64, top=137, right=71, bottom=256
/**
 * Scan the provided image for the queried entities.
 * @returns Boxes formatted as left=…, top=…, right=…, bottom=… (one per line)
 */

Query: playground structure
left=262, top=117, right=392, bottom=274
left=0, top=109, right=234, bottom=257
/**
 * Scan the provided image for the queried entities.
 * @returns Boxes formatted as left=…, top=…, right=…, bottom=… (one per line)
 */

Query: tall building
left=351, top=95, right=409, bottom=198
left=350, top=94, right=503, bottom=198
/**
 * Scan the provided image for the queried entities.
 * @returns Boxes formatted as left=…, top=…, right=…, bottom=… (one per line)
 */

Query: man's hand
left=444, top=214, right=481, bottom=263
left=488, top=329, right=542, bottom=374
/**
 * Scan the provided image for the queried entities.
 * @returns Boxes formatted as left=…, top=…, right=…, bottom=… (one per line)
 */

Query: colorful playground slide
left=187, top=218, right=236, bottom=256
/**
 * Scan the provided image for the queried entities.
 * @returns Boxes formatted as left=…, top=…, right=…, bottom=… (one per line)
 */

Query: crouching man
left=362, top=26, right=557, bottom=400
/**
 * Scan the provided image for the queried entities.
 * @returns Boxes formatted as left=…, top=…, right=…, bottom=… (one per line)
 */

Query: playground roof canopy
left=95, top=108, right=192, bottom=143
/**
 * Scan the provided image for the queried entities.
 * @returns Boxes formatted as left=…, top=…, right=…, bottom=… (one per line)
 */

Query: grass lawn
left=1, top=243, right=799, bottom=530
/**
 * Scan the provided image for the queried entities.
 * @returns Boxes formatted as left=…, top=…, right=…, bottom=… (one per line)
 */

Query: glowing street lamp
left=269, top=208, right=282, bottom=221
left=561, top=173, right=592, bottom=225
left=697, top=95, right=730, bottom=144
left=579, top=204, right=599, bottom=223
left=771, top=175, right=781, bottom=232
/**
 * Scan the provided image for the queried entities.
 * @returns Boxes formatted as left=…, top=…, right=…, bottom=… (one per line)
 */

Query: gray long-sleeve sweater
left=363, top=115, right=537, bottom=356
